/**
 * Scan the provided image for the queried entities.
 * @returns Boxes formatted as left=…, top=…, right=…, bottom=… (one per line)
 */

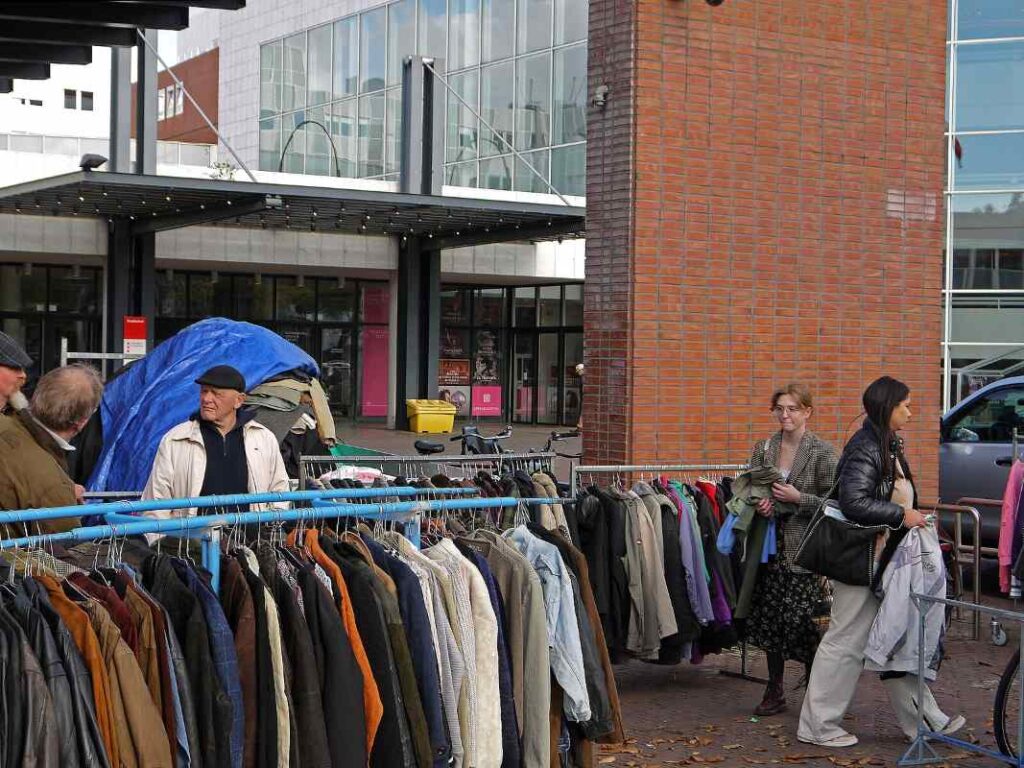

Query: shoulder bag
left=793, top=490, right=890, bottom=587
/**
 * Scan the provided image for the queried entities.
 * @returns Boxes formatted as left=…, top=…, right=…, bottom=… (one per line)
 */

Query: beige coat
left=141, top=418, right=289, bottom=519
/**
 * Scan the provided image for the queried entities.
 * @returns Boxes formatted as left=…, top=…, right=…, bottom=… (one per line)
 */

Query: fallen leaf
left=599, top=759, right=615, bottom=765
left=723, top=744, right=742, bottom=750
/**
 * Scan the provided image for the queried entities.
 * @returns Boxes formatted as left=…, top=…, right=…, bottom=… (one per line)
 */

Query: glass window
left=307, top=24, right=333, bottom=107
left=276, top=276, right=315, bottom=321
left=447, top=70, right=478, bottom=162
left=553, top=44, right=587, bottom=145
left=46, top=137, right=78, bottom=156
left=447, top=160, right=478, bottom=186
left=957, top=0, right=1024, bottom=41
left=49, top=267, right=98, bottom=314
left=517, top=53, right=551, bottom=151
left=564, top=283, right=582, bottom=325
left=333, top=17, right=359, bottom=99
left=361, top=283, right=390, bottom=323
left=281, top=110, right=306, bottom=173
left=81, top=91, right=94, bottom=111
left=551, top=143, right=585, bottom=196
left=358, top=92, right=385, bottom=176
left=481, top=61, right=514, bottom=157
left=156, top=271, right=187, bottom=317
left=176, top=83, right=184, bottom=115
left=1000, top=249, right=1024, bottom=288
left=563, top=330, right=583, bottom=425
left=952, top=192, right=1024, bottom=248
left=282, top=33, right=307, bottom=112
left=956, top=42, right=1024, bottom=131
left=385, top=88, right=402, bottom=176
left=441, top=288, right=471, bottom=324
left=360, top=8, right=387, bottom=93
left=317, top=278, right=356, bottom=322
left=479, top=156, right=513, bottom=190
left=473, top=328, right=503, bottom=384
left=474, top=287, right=505, bottom=324
left=64, top=89, right=76, bottom=109
left=180, top=143, right=211, bottom=166
left=234, top=275, right=274, bottom=320
left=9, top=134, right=42, bottom=153
left=481, top=0, right=514, bottom=63
left=440, top=326, right=471, bottom=358
left=259, top=116, right=281, bottom=172
left=332, top=98, right=358, bottom=177
left=157, top=142, right=177, bottom=164
left=951, top=295, right=1024, bottom=343
left=158, top=87, right=166, bottom=120
left=944, top=385, right=1024, bottom=442
left=519, top=0, right=553, bottom=53
left=189, top=274, right=214, bottom=317
left=167, top=85, right=178, bottom=116
left=388, top=0, right=416, bottom=86
left=419, top=0, right=447, bottom=67
left=539, top=285, right=560, bottom=326
left=537, top=332, right=560, bottom=424
left=514, top=286, right=537, bottom=326
left=0, top=265, right=45, bottom=312
left=449, top=0, right=480, bottom=70
left=260, top=40, right=283, bottom=118
left=305, top=105, right=332, bottom=176
left=514, top=149, right=550, bottom=192
left=554, top=0, right=587, bottom=45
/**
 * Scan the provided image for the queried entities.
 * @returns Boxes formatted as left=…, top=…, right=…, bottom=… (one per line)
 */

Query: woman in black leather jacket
left=796, top=377, right=963, bottom=749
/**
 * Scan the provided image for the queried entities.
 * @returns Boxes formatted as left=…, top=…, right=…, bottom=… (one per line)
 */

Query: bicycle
left=995, top=649, right=1023, bottom=758
left=538, top=429, right=582, bottom=496
left=413, top=424, right=513, bottom=456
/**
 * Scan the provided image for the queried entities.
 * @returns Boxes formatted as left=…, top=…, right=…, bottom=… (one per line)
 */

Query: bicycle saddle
left=414, top=439, right=445, bottom=455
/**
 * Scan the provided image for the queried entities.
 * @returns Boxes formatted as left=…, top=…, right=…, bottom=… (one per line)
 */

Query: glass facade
left=945, top=2, right=1024, bottom=407
left=155, top=272, right=390, bottom=419
left=438, top=283, right=583, bottom=424
left=258, top=0, right=587, bottom=194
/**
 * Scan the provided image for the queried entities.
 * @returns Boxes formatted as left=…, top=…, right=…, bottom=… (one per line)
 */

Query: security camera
left=79, top=154, right=108, bottom=171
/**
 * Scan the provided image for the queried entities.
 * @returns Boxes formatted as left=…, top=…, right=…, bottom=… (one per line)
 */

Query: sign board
left=122, top=316, right=147, bottom=356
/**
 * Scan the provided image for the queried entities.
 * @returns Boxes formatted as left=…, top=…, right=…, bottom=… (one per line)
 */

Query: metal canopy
left=0, top=171, right=586, bottom=248
left=0, top=1, right=245, bottom=93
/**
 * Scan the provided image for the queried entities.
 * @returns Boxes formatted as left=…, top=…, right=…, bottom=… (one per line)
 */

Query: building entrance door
left=320, top=327, right=355, bottom=418
left=512, top=331, right=536, bottom=423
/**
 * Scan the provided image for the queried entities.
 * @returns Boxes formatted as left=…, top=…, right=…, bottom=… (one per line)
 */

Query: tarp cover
left=89, top=318, right=319, bottom=492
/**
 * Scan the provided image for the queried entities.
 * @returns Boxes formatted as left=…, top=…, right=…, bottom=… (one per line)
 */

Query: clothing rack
left=300, top=451, right=557, bottom=490
left=0, top=488, right=554, bottom=593
left=569, top=462, right=767, bottom=686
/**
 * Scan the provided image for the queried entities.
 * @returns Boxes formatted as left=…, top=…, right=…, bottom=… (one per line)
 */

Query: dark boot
left=754, top=682, right=787, bottom=717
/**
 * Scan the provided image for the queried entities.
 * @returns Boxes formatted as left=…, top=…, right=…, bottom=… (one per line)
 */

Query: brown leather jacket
left=0, top=411, right=80, bottom=530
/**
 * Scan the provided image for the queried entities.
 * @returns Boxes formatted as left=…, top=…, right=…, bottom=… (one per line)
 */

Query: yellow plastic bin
left=406, top=399, right=457, bottom=434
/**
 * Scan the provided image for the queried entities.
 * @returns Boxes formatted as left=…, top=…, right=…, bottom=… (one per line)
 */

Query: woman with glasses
left=745, top=383, right=838, bottom=717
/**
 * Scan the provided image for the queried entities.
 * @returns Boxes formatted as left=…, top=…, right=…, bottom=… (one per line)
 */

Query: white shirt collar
left=38, top=421, right=76, bottom=452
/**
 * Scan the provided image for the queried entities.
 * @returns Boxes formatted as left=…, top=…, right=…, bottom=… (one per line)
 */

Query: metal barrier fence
left=922, top=502, right=983, bottom=641
left=900, top=594, right=1024, bottom=767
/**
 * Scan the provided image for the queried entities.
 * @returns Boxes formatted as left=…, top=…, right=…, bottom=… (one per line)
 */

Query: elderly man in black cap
left=0, top=330, right=32, bottom=413
left=142, top=365, right=289, bottom=515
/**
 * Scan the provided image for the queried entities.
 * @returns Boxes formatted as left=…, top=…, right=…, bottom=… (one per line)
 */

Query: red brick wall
left=583, top=0, right=947, bottom=499
left=132, top=48, right=218, bottom=144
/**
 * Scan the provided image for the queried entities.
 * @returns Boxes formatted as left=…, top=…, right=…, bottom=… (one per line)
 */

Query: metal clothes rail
left=570, top=463, right=749, bottom=496
left=301, top=451, right=557, bottom=490
left=0, top=491, right=548, bottom=593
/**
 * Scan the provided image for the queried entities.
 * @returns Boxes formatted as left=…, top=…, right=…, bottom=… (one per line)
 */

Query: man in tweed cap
left=0, top=330, right=31, bottom=413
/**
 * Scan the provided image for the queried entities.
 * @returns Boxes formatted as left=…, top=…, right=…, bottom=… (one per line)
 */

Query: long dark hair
left=862, top=375, right=911, bottom=481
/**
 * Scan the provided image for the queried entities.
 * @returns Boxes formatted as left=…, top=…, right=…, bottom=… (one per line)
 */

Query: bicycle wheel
left=995, top=650, right=1021, bottom=757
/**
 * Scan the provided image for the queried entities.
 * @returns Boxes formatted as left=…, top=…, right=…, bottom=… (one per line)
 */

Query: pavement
left=336, top=422, right=1016, bottom=767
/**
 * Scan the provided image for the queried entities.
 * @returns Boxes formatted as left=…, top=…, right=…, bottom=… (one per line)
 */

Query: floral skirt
left=744, top=557, right=829, bottom=665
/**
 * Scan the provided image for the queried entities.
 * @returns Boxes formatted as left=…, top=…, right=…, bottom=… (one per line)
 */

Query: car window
left=945, top=387, right=1024, bottom=442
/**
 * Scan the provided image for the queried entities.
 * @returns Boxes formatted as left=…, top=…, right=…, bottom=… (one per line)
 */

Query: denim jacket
left=504, top=526, right=592, bottom=722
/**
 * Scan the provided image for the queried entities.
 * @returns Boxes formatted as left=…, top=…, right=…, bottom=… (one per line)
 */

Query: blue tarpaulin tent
left=89, top=318, right=319, bottom=492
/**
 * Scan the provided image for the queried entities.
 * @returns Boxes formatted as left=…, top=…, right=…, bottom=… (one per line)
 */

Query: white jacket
left=142, top=417, right=289, bottom=520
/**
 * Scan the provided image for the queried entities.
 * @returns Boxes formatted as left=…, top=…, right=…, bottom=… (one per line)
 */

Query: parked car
left=939, top=376, right=1024, bottom=547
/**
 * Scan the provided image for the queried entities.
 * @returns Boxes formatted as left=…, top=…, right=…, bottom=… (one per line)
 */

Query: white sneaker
left=797, top=732, right=859, bottom=748
left=940, top=715, right=966, bottom=736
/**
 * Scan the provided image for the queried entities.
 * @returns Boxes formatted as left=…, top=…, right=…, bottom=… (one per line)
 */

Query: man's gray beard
left=8, top=391, right=28, bottom=411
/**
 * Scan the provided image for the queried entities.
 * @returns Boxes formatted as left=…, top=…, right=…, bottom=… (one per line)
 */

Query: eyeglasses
left=771, top=405, right=805, bottom=415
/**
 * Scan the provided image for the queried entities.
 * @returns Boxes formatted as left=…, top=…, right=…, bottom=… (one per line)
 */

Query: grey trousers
left=798, top=581, right=950, bottom=742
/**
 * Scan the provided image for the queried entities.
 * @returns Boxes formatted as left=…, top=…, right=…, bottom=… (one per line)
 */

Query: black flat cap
left=0, top=331, right=32, bottom=369
left=195, top=365, right=246, bottom=392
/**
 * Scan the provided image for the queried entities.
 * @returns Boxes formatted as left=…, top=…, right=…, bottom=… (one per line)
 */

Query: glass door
left=537, top=331, right=560, bottom=425
left=563, top=331, right=583, bottom=426
left=320, top=327, right=354, bottom=417
left=512, top=331, right=536, bottom=423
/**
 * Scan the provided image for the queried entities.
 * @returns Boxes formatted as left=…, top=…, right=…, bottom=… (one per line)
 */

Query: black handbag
left=793, top=498, right=888, bottom=587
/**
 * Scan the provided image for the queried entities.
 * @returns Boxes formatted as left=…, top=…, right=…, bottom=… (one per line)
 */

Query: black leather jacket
left=835, top=421, right=914, bottom=586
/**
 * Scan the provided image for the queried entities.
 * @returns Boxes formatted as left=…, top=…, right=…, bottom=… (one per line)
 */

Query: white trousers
left=797, top=581, right=950, bottom=742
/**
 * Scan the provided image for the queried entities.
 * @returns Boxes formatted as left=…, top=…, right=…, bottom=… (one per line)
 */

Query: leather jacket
left=835, top=421, right=913, bottom=587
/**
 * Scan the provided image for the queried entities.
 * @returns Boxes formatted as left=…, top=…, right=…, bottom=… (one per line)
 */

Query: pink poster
left=362, top=284, right=390, bottom=323
left=360, top=326, right=389, bottom=416
left=471, top=386, right=502, bottom=417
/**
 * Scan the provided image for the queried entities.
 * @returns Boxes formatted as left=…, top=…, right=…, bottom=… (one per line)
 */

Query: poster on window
left=472, top=385, right=502, bottom=417
left=438, top=386, right=470, bottom=416
left=474, top=330, right=499, bottom=384
left=441, top=328, right=468, bottom=357
left=360, top=326, right=389, bottom=417
left=439, top=359, right=470, bottom=386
